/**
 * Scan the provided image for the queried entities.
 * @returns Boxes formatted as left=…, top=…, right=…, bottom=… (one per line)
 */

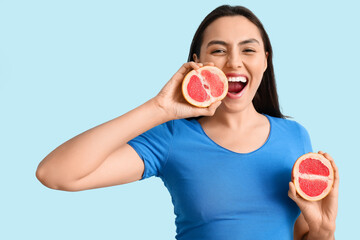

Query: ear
left=193, top=53, right=199, bottom=63
left=264, top=52, right=269, bottom=72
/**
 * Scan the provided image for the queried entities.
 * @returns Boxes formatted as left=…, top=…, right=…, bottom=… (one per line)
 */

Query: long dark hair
left=188, top=5, right=287, bottom=119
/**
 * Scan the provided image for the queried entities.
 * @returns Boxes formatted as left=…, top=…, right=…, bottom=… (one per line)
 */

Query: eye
left=211, top=49, right=226, bottom=54
left=243, top=49, right=255, bottom=53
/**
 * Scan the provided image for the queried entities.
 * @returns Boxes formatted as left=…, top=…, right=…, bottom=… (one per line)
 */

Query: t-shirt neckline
left=193, top=114, right=273, bottom=155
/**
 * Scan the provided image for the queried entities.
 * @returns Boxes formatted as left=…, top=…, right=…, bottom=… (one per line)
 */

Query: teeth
left=228, top=76, right=247, bottom=83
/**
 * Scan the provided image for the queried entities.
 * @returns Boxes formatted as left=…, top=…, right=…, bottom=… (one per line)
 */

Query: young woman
left=36, top=5, right=339, bottom=240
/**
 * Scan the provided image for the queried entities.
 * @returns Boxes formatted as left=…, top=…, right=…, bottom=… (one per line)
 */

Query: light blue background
left=1, top=0, right=359, bottom=239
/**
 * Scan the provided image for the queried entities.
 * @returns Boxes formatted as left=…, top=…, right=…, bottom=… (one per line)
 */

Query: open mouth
left=227, top=76, right=248, bottom=98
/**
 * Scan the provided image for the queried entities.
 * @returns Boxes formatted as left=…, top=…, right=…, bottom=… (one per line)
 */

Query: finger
left=318, top=150, right=334, bottom=163
left=175, top=62, right=200, bottom=78
left=324, top=153, right=339, bottom=191
left=203, top=62, right=215, bottom=66
left=169, top=62, right=201, bottom=88
left=199, top=101, right=222, bottom=116
left=319, top=151, right=339, bottom=193
left=320, top=152, right=338, bottom=184
left=332, top=161, right=339, bottom=191
left=288, top=182, right=307, bottom=209
left=323, top=152, right=334, bottom=161
left=288, top=181, right=298, bottom=201
left=209, top=100, right=222, bottom=111
left=189, top=61, right=202, bottom=71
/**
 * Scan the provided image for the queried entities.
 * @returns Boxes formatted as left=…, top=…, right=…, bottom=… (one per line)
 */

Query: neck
left=201, top=103, right=262, bottom=130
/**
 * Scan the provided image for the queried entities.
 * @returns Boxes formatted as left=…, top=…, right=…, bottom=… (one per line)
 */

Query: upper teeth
left=228, top=77, right=247, bottom=83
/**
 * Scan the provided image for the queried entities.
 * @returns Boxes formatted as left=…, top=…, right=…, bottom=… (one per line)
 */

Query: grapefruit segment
left=200, top=70, right=224, bottom=97
left=187, top=75, right=210, bottom=102
left=292, top=152, right=334, bottom=201
left=299, top=158, right=330, bottom=176
left=298, top=178, right=328, bottom=197
left=182, top=66, right=228, bottom=107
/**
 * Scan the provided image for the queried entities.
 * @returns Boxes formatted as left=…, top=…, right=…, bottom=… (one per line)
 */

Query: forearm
left=36, top=98, right=170, bottom=188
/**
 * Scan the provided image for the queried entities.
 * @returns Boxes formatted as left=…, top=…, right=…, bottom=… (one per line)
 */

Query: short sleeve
left=127, top=120, right=174, bottom=180
left=297, top=123, right=313, bottom=154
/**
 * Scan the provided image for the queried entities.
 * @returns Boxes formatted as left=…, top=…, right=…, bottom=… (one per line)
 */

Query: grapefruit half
left=182, top=66, right=228, bottom=107
left=292, top=152, right=334, bottom=201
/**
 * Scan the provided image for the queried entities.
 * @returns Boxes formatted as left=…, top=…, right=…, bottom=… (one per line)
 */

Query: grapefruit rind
left=182, top=66, right=228, bottom=108
left=292, top=152, right=334, bottom=201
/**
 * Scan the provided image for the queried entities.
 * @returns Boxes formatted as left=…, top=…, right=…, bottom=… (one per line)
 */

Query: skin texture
left=36, top=15, right=338, bottom=240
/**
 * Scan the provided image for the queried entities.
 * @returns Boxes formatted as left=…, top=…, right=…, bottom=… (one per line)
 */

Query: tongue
left=228, top=82, right=246, bottom=93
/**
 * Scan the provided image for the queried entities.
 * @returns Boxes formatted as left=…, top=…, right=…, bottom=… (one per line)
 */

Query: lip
left=225, top=73, right=249, bottom=99
left=225, top=73, right=248, bottom=80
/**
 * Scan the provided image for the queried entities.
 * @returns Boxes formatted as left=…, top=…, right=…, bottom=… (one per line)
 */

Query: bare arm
left=294, top=213, right=309, bottom=240
left=36, top=99, right=169, bottom=191
left=294, top=212, right=336, bottom=240
left=36, top=62, right=221, bottom=191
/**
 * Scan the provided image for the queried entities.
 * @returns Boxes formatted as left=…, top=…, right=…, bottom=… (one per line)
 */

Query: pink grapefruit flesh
left=182, top=66, right=228, bottom=107
left=292, top=153, right=334, bottom=201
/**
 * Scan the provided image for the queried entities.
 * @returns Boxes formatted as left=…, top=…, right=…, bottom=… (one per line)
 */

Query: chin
left=220, top=97, right=252, bottom=113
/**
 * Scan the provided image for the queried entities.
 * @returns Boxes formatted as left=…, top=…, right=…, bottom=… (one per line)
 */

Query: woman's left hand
left=288, top=151, right=339, bottom=238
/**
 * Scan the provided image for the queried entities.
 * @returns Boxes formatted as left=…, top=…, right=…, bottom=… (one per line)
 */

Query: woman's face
left=195, top=16, right=268, bottom=112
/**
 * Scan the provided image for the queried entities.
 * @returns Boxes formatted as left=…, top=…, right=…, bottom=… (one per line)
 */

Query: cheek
left=200, top=55, right=227, bottom=68
left=245, top=57, right=266, bottom=90
left=247, top=56, right=267, bottom=75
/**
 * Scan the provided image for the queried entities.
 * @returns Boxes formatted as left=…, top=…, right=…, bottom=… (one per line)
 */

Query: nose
left=226, top=51, right=243, bottom=69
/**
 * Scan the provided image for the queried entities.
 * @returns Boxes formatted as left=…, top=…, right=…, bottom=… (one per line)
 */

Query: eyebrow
left=207, top=38, right=260, bottom=47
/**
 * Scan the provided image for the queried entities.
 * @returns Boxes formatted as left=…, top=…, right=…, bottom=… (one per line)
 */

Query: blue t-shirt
left=128, top=114, right=312, bottom=240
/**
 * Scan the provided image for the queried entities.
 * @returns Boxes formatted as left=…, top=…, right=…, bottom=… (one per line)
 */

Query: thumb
left=288, top=181, right=307, bottom=209
left=200, top=101, right=222, bottom=116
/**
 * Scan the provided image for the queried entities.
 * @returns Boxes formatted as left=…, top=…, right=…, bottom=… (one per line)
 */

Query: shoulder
left=266, top=114, right=310, bottom=139
left=266, top=114, right=313, bottom=152
left=146, top=118, right=199, bottom=136
left=172, top=118, right=202, bottom=130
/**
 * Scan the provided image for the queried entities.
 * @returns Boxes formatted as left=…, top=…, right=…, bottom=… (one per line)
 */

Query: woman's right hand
left=153, top=62, right=222, bottom=120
